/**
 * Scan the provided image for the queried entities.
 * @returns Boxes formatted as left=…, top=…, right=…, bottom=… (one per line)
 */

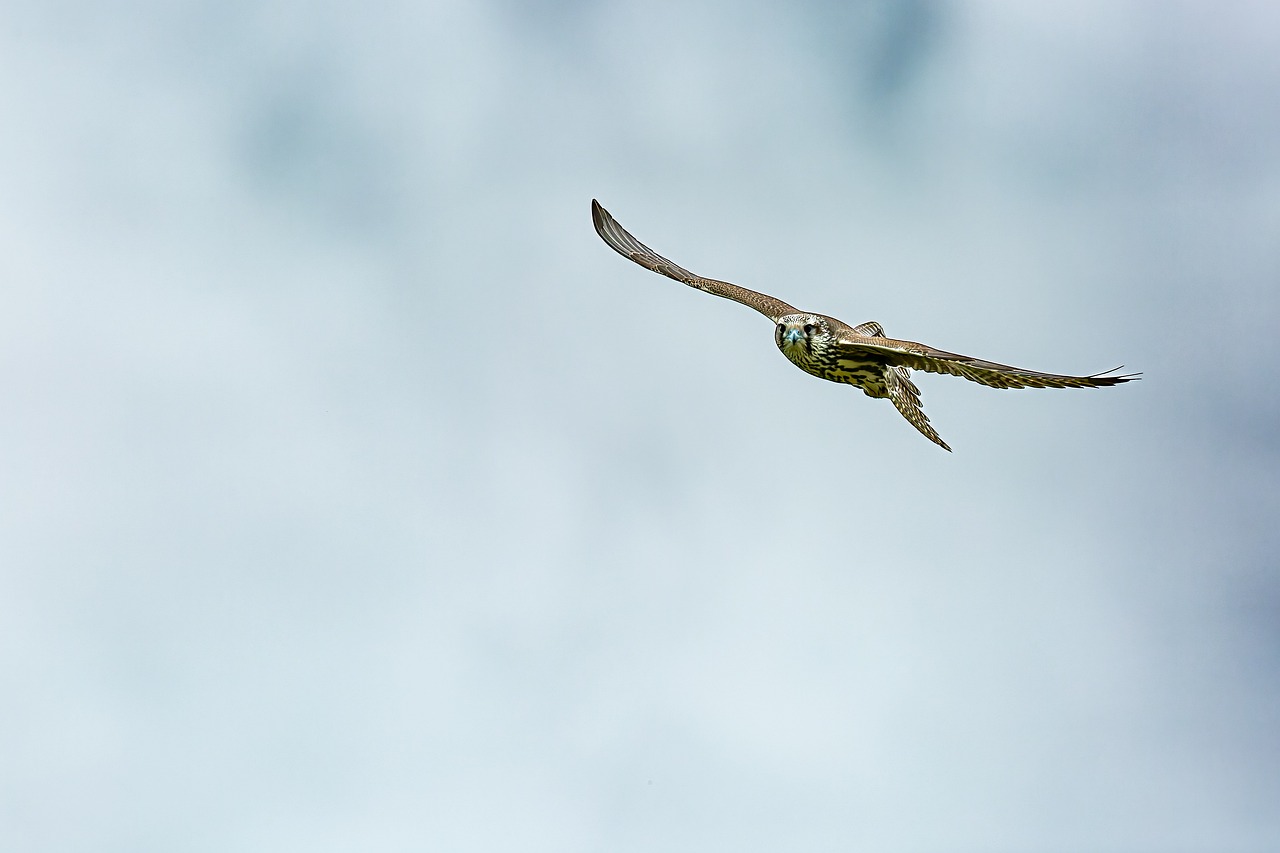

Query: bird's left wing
left=836, top=332, right=1140, bottom=390
left=592, top=200, right=799, bottom=323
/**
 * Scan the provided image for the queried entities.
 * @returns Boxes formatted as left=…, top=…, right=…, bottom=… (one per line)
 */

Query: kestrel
left=591, top=199, right=1137, bottom=451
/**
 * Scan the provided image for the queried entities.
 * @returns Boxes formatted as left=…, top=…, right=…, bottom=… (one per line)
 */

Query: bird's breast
left=778, top=339, right=819, bottom=372
left=779, top=342, right=882, bottom=391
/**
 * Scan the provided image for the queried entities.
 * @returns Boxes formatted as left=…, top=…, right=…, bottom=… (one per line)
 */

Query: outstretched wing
left=592, top=200, right=798, bottom=323
left=836, top=331, right=1140, bottom=390
left=884, top=366, right=951, bottom=451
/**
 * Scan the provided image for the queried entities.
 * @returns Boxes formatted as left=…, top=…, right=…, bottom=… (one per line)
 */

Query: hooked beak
left=783, top=328, right=804, bottom=346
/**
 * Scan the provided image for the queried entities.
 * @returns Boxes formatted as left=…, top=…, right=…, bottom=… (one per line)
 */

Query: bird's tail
left=885, top=367, right=952, bottom=451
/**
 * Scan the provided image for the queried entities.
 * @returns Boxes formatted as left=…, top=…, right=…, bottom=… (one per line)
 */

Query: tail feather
left=885, top=366, right=951, bottom=451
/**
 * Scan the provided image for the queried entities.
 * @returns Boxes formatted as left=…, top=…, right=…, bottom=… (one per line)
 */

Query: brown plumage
left=591, top=199, right=1138, bottom=451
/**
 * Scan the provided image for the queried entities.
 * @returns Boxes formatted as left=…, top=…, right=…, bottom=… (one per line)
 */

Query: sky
left=1, top=1, right=1278, bottom=851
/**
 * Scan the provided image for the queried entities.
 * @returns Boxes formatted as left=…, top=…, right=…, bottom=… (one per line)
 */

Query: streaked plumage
left=591, top=199, right=1138, bottom=451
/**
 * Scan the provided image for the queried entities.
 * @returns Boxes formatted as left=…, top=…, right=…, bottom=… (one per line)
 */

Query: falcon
left=591, top=199, right=1137, bottom=451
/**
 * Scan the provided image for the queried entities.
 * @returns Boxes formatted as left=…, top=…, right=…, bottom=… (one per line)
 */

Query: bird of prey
left=591, top=199, right=1137, bottom=451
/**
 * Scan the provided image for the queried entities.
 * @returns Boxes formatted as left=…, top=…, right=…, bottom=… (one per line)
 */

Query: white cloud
left=0, top=2, right=1277, bottom=850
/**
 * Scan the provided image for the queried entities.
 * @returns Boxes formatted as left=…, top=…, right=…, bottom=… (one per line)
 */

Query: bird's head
left=775, top=313, right=833, bottom=358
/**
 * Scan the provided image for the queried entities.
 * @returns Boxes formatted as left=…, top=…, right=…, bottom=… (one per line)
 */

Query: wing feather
left=592, top=200, right=798, bottom=322
left=838, top=333, right=1140, bottom=390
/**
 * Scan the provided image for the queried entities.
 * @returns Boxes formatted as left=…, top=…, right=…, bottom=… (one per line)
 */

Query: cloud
left=0, top=2, right=1277, bottom=850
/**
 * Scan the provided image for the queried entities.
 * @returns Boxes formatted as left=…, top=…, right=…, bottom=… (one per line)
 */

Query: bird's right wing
left=592, top=200, right=799, bottom=323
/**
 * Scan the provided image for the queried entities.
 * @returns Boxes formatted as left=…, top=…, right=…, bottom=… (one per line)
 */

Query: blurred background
left=1, top=1, right=1277, bottom=850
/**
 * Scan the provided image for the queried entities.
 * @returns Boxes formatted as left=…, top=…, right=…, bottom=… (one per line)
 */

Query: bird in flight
left=591, top=199, right=1137, bottom=451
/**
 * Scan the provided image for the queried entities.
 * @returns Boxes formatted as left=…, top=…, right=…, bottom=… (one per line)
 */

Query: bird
left=591, top=199, right=1138, bottom=451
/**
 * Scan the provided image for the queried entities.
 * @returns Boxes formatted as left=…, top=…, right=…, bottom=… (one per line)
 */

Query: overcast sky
left=2, top=2, right=1278, bottom=851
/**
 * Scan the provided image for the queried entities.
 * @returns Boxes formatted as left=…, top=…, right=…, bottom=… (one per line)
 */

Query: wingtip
left=1091, top=365, right=1142, bottom=384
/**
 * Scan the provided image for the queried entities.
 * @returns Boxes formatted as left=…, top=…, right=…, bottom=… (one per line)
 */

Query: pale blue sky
left=1, top=2, right=1278, bottom=850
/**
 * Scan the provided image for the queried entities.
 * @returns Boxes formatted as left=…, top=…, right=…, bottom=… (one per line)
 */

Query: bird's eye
left=803, top=323, right=815, bottom=335
left=777, top=323, right=785, bottom=334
